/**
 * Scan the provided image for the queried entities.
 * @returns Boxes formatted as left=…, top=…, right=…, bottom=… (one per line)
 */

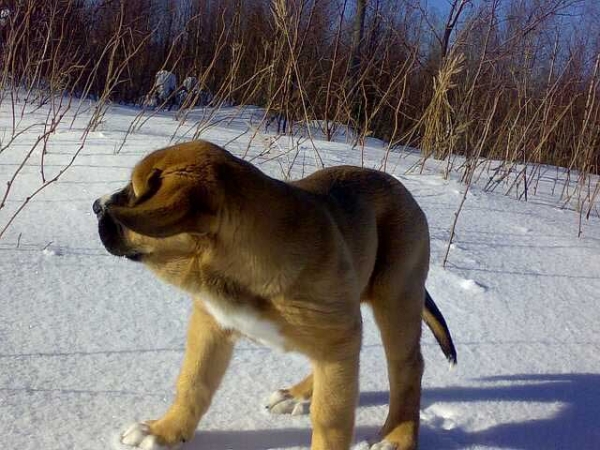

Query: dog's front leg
left=121, top=302, right=235, bottom=449
left=309, top=336, right=361, bottom=450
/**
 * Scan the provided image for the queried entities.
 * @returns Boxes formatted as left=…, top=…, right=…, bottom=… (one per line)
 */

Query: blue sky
left=424, top=0, right=595, bottom=15
left=426, top=0, right=452, bottom=14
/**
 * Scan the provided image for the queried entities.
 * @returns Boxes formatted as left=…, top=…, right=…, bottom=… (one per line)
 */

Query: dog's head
left=93, top=141, right=234, bottom=263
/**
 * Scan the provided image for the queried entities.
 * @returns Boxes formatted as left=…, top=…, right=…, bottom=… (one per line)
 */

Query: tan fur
left=95, top=140, right=456, bottom=450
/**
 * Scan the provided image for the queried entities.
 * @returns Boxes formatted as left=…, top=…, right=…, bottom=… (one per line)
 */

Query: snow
left=152, top=71, right=178, bottom=106
left=183, top=77, right=198, bottom=93
left=0, top=8, right=10, bottom=29
left=1, top=99, right=600, bottom=450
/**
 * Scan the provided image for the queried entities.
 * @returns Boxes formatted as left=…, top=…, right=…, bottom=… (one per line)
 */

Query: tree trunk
left=351, top=0, right=367, bottom=82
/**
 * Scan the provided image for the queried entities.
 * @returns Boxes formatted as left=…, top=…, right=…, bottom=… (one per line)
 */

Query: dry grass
left=0, top=0, right=598, bottom=240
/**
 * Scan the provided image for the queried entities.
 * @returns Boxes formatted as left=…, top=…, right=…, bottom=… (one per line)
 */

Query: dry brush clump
left=414, top=1, right=598, bottom=224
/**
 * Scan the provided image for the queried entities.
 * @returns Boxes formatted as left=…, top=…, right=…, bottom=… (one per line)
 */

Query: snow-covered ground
left=1, top=100, right=599, bottom=450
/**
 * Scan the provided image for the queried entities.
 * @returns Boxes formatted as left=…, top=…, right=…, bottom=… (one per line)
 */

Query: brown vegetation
left=0, top=0, right=599, bottom=239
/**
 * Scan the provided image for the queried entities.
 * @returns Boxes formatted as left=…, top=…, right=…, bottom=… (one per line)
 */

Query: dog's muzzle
left=93, top=195, right=111, bottom=218
left=92, top=198, right=103, bottom=216
left=93, top=195, right=141, bottom=261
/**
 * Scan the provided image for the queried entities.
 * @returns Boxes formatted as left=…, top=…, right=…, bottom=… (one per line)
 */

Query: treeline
left=1, top=0, right=599, bottom=175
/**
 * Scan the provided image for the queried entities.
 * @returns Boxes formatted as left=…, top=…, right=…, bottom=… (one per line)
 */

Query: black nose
left=93, top=198, right=104, bottom=216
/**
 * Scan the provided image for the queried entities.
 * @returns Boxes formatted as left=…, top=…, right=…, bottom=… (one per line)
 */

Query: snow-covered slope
left=1, top=101, right=599, bottom=450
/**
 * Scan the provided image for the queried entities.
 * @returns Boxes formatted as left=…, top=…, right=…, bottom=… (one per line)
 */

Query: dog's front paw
left=265, top=389, right=310, bottom=415
left=121, top=423, right=181, bottom=450
left=369, top=440, right=397, bottom=450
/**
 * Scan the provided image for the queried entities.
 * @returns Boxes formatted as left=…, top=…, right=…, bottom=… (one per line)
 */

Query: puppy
left=93, top=140, right=456, bottom=450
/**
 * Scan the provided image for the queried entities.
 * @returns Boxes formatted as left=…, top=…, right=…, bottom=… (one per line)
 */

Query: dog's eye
left=108, top=185, right=133, bottom=206
left=126, top=185, right=137, bottom=204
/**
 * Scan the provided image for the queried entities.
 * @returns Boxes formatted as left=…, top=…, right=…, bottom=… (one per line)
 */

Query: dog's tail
left=423, top=290, right=457, bottom=365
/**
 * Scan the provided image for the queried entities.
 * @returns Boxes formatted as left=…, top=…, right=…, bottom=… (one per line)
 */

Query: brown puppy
left=93, top=140, right=456, bottom=450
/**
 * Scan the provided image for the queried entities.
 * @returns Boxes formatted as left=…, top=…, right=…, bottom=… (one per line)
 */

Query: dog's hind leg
left=121, top=302, right=235, bottom=449
left=368, top=283, right=425, bottom=450
left=267, top=373, right=313, bottom=415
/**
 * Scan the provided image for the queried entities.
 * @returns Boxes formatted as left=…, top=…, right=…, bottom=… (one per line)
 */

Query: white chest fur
left=200, top=292, right=285, bottom=350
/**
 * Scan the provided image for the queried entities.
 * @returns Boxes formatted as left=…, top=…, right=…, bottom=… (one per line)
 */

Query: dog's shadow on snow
left=368, top=373, right=600, bottom=450
left=187, top=373, right=600, bottom=449
left=188, top=425, right=379, bottom=450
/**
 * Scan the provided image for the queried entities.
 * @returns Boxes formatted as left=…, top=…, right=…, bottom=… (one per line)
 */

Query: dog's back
left=292, top=166, right=430, bottom=298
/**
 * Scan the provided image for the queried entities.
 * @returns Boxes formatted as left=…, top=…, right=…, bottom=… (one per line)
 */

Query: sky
left=426, top=0, right=452, bottom=13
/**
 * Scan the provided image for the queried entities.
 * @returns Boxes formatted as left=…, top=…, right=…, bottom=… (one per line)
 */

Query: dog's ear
left=108, top=168, right=212, bottom=238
